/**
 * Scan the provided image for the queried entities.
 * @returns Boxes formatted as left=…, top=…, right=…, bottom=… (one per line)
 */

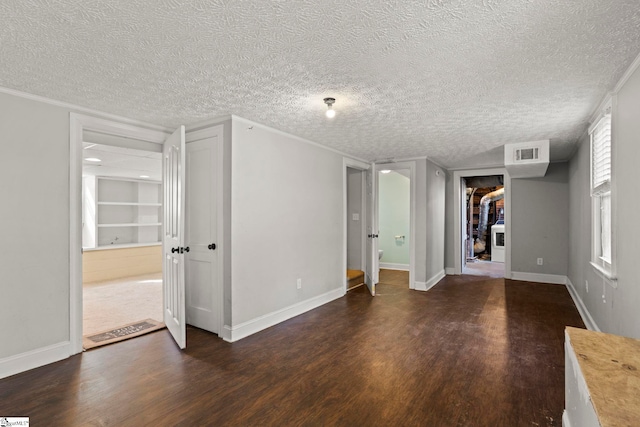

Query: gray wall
left=0, top=92, right=71, bottom=358
left=444, top=163, right=570, bottom=278
left=426, top=160, right=446, bottom=282
left=510, top=162, right=569, bottom=275
left=230, top=119, right=344, bottom=325
left=568, top=62, right=640, bottom=338
left=347, top=168, right=363, bottom=270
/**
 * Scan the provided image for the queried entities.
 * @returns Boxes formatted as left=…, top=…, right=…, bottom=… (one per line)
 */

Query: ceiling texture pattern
left=1, top=0, right=639, bottom=168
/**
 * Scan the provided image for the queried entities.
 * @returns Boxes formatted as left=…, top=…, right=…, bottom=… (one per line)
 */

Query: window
left=590, top=108, right=615, bottom=279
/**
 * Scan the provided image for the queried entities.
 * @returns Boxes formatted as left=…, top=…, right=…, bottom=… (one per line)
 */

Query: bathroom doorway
left=376, top=162, right=416, bottom=289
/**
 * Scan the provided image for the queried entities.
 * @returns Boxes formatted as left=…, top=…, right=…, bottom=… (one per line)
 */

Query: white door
left=185, top=128, right=220, bottom=334
left=163, top=126, right=187, bottom=349
left=365, top=163, right=378, bottom=296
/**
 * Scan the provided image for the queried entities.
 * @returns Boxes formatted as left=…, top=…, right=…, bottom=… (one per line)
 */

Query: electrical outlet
left=297, top=278, right=302, bottom=289
left=585, top=280, right=589, bottom=293
left=537, top=258, right=543, bottom=265
left=352, top=213, right=360, bottom=221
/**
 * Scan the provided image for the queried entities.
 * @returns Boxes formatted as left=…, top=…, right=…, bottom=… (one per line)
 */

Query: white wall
left=568, top=60, right=640, bottom=338
left=230, top=118, right=345, bottom=326
left=0, top=92, right=70, bottom=358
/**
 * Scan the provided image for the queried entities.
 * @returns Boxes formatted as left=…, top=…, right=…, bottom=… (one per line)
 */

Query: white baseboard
left=222, top=288, right=344, bottom=342
left=0, top=341, right=70, bottom=380
left=511, top=271, right=567, bottom=285
left=414, top=281, right=427, bottom=290
left=445, top=267, right=455, bottom=275
left=379, top=263, right=409, bottom=271
left=415, top=270, right=445, bottom=291
left=565, top=278, right=601, bottom=332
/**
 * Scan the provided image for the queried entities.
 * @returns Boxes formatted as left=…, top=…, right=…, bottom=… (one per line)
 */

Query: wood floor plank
left=0, top=275, right=584, bottom=426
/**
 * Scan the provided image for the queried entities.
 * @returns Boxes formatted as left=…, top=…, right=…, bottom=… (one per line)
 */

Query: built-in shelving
left=83, top=176, right=162, bottom=249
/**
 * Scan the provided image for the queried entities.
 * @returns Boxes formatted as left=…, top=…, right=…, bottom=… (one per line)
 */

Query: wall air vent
left=515, top=147, right=539, bottom=161
left=504, top=140, right=549, bottom=178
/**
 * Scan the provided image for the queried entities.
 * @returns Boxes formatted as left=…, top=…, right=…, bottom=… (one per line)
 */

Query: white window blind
left=591, top=114, right=611, bottom=194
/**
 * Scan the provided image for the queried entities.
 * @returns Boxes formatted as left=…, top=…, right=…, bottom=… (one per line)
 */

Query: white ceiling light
left=140, top=175, right=150, bottom=178
left=380, top=170, right=391, bottom=174
left=85, top=157, right=101, bottom=162
left=324, top=97, right=336, bottom=119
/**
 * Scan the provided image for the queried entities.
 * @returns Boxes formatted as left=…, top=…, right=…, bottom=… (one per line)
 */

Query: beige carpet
left=83, top=272, right=163, bottom=338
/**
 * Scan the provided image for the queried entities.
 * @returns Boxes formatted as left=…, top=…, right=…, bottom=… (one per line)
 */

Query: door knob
left=208, top=243, right=217, bottom=250
left=180, top=246, right=190, bottom=253
left=171, top=247, right=179, bottom=253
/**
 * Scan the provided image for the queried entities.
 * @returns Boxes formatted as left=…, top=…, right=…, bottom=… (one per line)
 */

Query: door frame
left=69, top=113, right=169, bottom=355
left=343, top=158, right=370, bottom=293
left=375, top=161, right=417, bottom=289
left=452, top=167, right=511, bottom=277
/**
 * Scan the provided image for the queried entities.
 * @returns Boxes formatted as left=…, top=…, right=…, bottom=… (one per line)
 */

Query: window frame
left=589, top=97, right=617, bottom=285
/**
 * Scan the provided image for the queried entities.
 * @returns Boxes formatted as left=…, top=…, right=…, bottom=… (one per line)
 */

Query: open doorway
left=346, top=166, right=366, bottom=291
left=463, top=175, right=505, bottom=278
left=81, top=141, right=164, bottom=349
left=377, top=168, right=411, bottom=287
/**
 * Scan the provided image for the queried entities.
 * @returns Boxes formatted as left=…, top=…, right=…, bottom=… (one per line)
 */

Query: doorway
left=81, top=142, right=164, bottom=348
left=375, top=161, right=416, bottom=289
left=462, top=175, right=505, bottom=278
left=453, top=168, right=511, bottom=278
left=346, top=166, right=366, bottom=291
left=378, top=168, right=411, bottom=287
left=70, top=114, right=170, bottom=354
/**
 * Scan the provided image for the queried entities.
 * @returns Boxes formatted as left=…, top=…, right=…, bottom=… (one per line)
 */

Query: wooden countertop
left=566, top=326, right=640, bottom=427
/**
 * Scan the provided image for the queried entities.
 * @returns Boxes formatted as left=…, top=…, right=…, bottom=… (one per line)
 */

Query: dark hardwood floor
left=0, top=275, right=584, bottom=426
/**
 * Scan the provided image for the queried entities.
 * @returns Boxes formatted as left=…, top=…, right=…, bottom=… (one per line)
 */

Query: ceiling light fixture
left=140, top=175, right=150, bottom=178
left=85, top=157, right=101, bottom=162
left=380, top=170, right=391, bottom=174
left=324, top=97, right=336, bottom=118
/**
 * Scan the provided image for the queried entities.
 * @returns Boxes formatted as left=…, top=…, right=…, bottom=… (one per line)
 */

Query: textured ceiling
left=1, top=1, right=639, bottom=168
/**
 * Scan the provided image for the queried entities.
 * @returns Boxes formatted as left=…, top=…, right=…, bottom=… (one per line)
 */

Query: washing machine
left=491, top=224, right=505, bottom=263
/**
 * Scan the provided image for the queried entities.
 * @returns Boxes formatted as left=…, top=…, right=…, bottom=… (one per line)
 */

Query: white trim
left=233, top=116, right=370, bottom=164
left=0, top=341, right=71, bottom=380
left=70, top=113, right=170, bottom=355
left=0, top=86, right=170, bottom=132
left=222, top=288, right=344, bottom=342
left=562, top=410, right=572, bottom=427
left=445, top=267, right=456, bottom=275
left=614, top=50, right=640, bottom=93
left=415, top=270, right=446, bottom=291
left=453, top=168, right=511, bottom=278
left=379, top=263, right=409, bottom=271
left=510, top=272, right=567, bottom=285
left=565, top=278, right=601, bottom=332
